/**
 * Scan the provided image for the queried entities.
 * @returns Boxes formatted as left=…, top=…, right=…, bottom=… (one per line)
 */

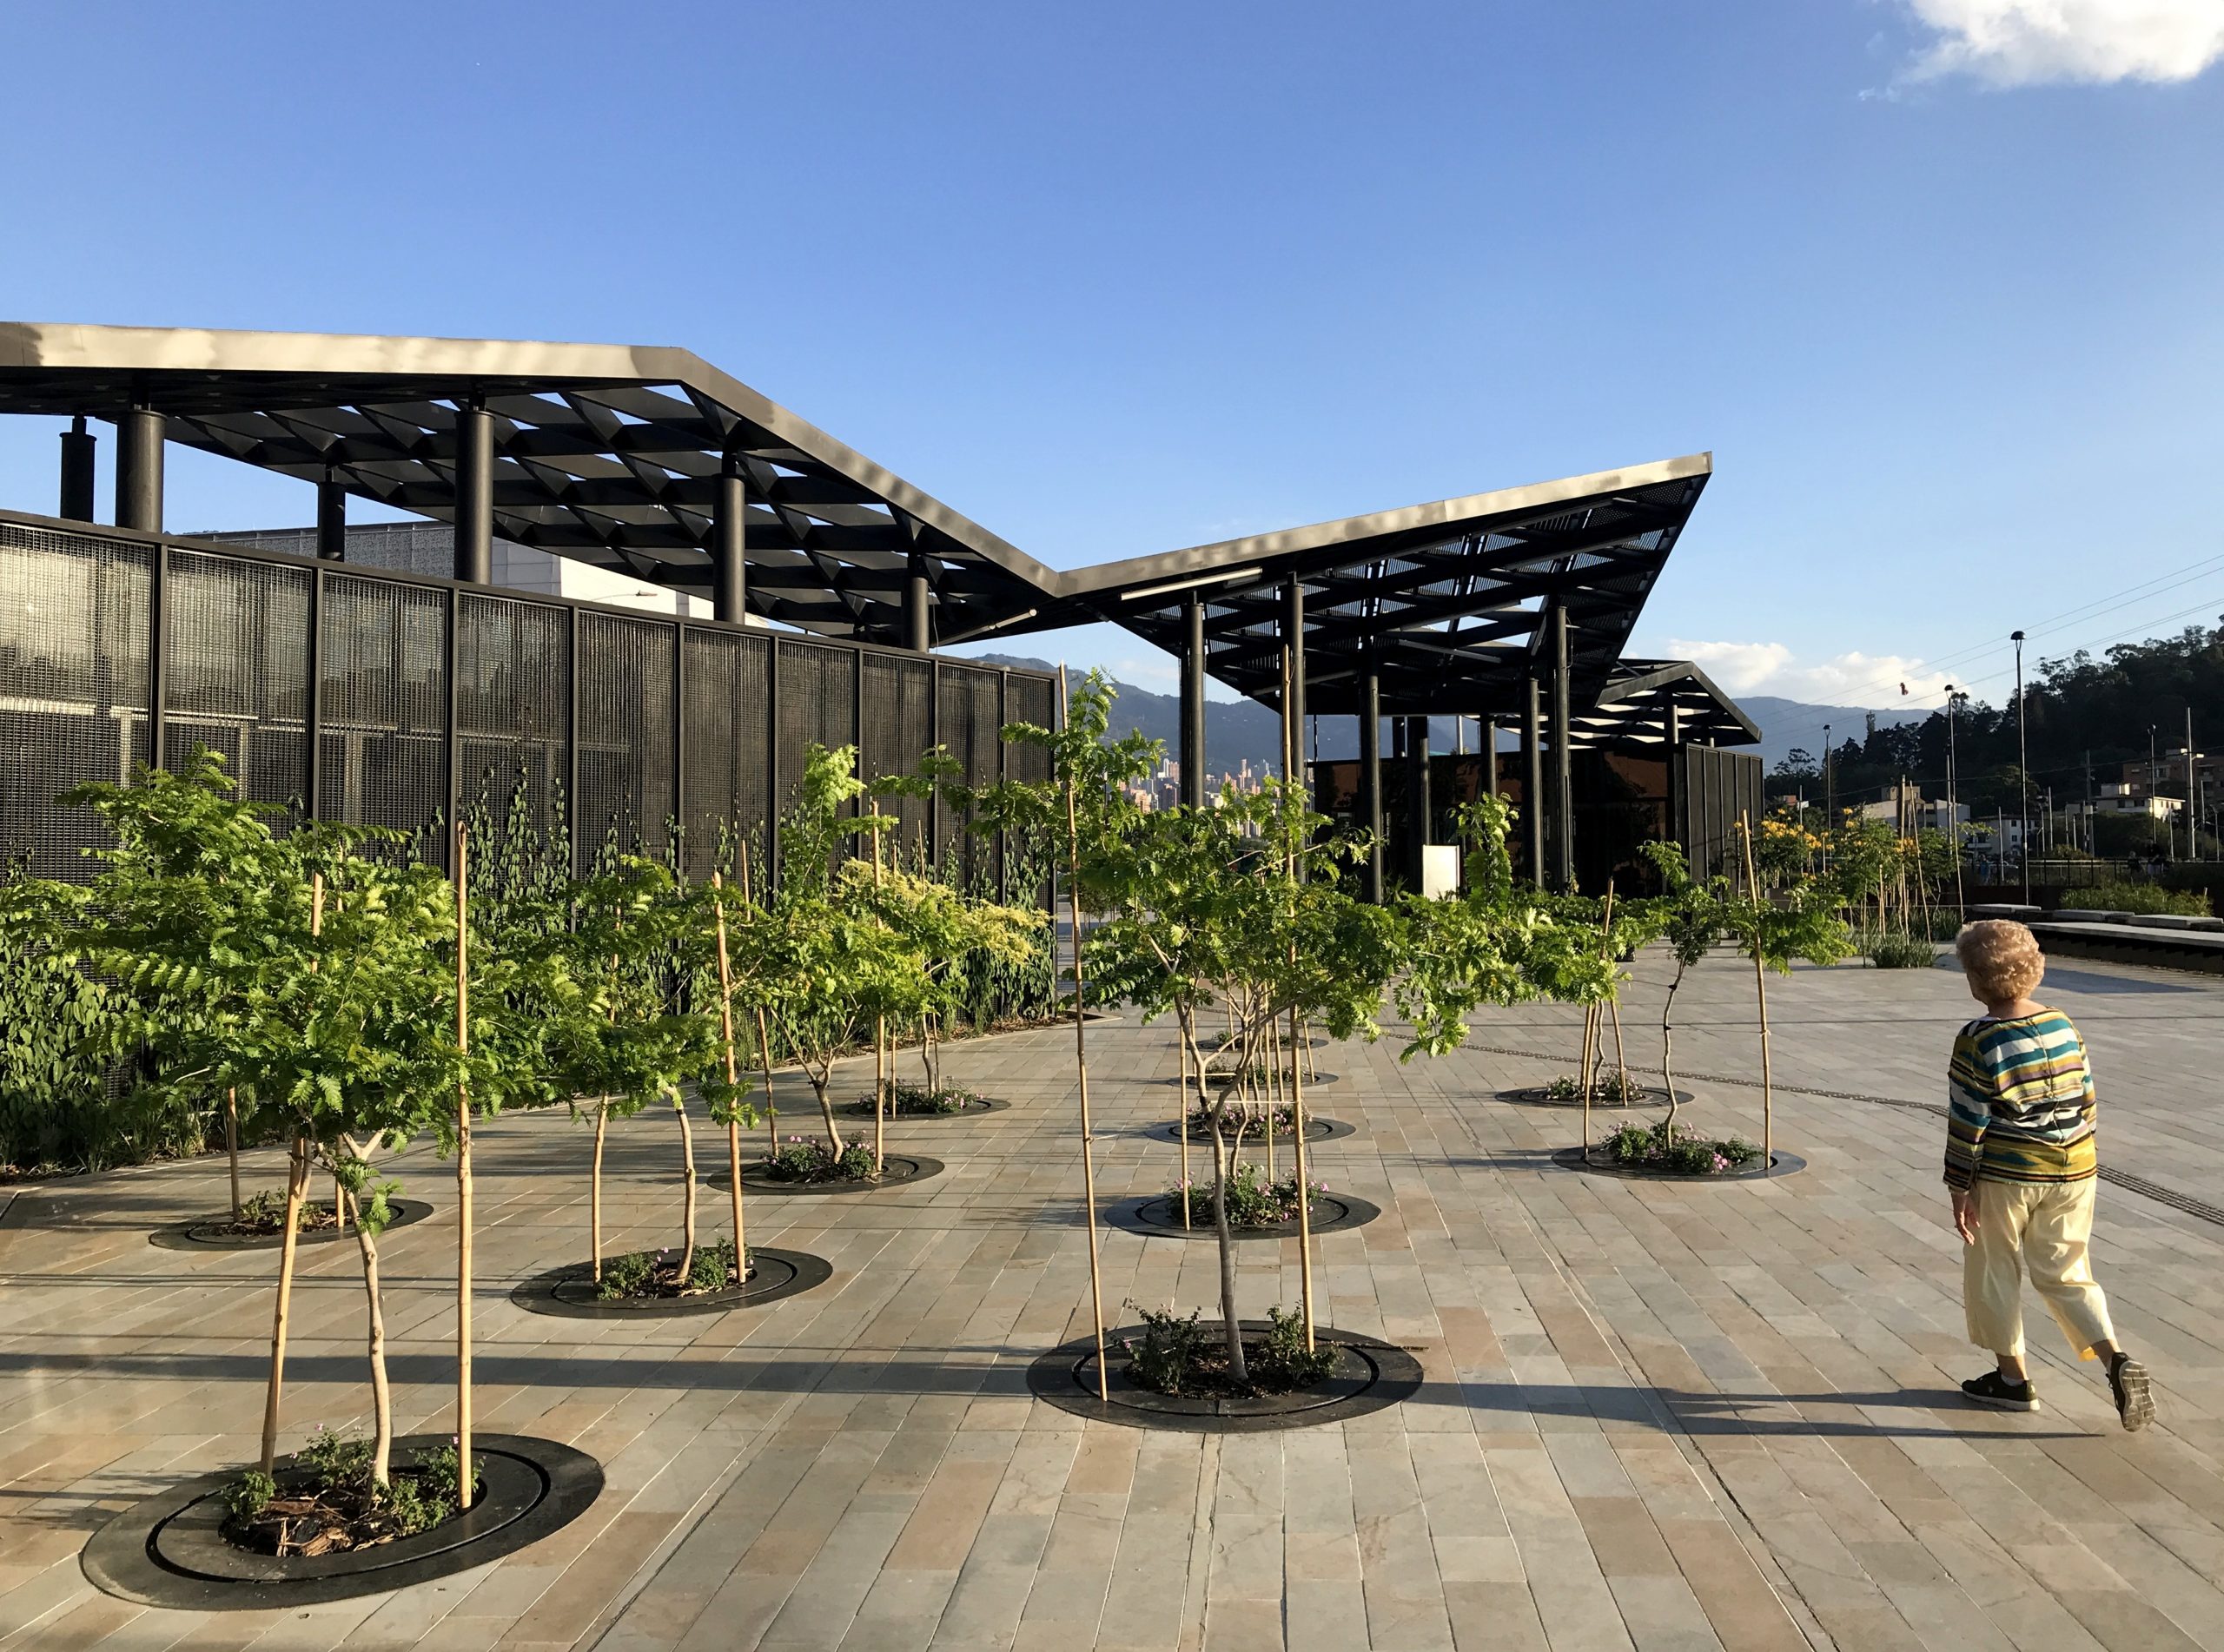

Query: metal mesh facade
left=861, top=653, right=933, bottom=864
left=458, top=592, right=571, bottom=850
left=937, top=665, right=1004, bottom=888
left=774, top=642, right=857, bottom=826
left=319, top=572, right=451, bottom=861
left=0, top=524, right=150, bottom=876
left=162, top=551, right=312, bottom=816
left=577, top=613, right=678, bottom=864
left=0, top=512, right=1056, bottom=892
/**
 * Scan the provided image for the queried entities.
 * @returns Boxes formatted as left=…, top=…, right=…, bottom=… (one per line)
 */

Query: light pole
left=1944, top=685, right=1965, bottom=919
left=2012, top=630, right=2029, bottom=903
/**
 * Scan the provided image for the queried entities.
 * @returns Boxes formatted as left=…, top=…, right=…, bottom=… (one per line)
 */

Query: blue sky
left=3, top=1, right=2219, bottom=711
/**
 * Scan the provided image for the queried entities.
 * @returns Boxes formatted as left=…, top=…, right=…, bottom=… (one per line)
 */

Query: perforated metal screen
left=0, top=512, right=1055, bottom=893
left=319, top=572, right=451, bottom=862
left=163, top=551, right=312, bottom=819
left=458, top=592, right=570, bottom=855
left=0, top=524, right=150, bottom=876
left=578, top=612, right=678, bottom=865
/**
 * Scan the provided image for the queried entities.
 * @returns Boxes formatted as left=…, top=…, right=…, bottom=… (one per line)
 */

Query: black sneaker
left=1960, top=1371, right=2039, bottom=1411
left=2108, top=1354, right=2154, bottom=1432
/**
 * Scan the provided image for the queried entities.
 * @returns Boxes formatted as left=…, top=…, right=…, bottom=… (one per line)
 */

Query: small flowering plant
left=1606, top=1121, right=1761, bottom=1175
left=1164, top=1159, right=1322, bottom=1226
left=764, top=1133, right=879, bottom=1184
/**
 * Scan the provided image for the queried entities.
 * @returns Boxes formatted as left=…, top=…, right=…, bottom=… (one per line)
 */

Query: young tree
left=737, top=745, right=934, bottom=1164
left=546, top=856, right=722, bottom=1281
left=1634, top=841, right=1731, bottom=1145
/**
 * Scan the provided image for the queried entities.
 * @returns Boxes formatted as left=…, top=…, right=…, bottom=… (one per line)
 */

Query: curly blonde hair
left=1955, top=919, right=2044, bottom=1003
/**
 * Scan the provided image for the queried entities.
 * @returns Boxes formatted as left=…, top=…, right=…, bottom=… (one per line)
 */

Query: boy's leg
left=1963, top=1179, right=2030, bottom=1373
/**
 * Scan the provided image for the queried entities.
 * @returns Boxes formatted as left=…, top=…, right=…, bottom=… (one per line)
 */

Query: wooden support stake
left=453, top=824, right=473, bottom=1509
left=225, top=1089, right=241, bottom=1220
left=738, top=844, right=779, bottom=1155
left=870, top=800, right=887, bottom=1175
left=1291, top=1008, right=1316, bottom=1350
left=1059, top=666, right=1109, bottom=1400
left=1738, top=815, right=1775, bottom=1172
left=257, top=1133, right=310, bottom=1474
left=712, top=872, right=747, bottom=1287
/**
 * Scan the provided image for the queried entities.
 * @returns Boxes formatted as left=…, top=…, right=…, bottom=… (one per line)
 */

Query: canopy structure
left=0, top=322, right=1059, bottom=645
left=0, top=320, right=1751, bottom=895
left=1571, top=658, right=1759, bottom=751
left=1012, top=453, right=1713, bottom=719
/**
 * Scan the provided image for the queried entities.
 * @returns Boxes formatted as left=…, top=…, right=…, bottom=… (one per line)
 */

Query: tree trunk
left=1178, top=1005, right=1198, bottom=1228
left=257, top=1133, right=310, bottom=1474
left=1660, top=963, right=1688, bottom=1143
left=873, top=1021, right=886, bottom=1173
left=673, top=1094, right=698, bottom=1282
left=590, top=1100, right=608, bottom=1281
left=1208, top=1121, right=1248, bottom=1384
left=1290, top=1008, right=1314, bottom=1349
left=343, top=1186, right=394, bottom=1487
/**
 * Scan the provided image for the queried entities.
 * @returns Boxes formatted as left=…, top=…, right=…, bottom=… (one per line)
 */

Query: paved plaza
left=3, top=949, right=2224, bottom=1651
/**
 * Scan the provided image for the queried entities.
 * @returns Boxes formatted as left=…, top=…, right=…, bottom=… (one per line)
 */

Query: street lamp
left=1943, top=685, right=1965, bottom=918
left=2012, top=631, right=2029, bottom=903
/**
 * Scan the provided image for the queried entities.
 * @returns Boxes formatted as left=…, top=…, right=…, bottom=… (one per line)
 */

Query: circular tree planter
left=80, top=1432, right=603, bottom=1609
left=1153, top=1115, right=1356, bottom=1146
left=725, top=1153, right=945, bottom=1196
left=1028, top=1321, right=1422, bottom=1432
left=1552, top=1145, right=1806, bottom=1182
left=1496, top=1086, right=1692, bottom=1110
left=1110, top=1191, right=1380, bottom=1240
left=149, top=1199, right=434, bottom=1252
left=839, top=1095, right=1009, bottom=1120
left=509, top=1247, right=833, bottom=1318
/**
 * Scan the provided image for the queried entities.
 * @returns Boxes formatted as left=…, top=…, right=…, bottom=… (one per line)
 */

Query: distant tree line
left=1766, top=625, right=2224, bottom=854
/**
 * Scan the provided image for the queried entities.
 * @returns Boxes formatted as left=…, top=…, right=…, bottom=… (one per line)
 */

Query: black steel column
left=453, top=402, right=493, bottom=585
left=58, top=417, right=96, bottom=522
left=116, top=407, right=164, bottom=532
left=445, top=587, right=461, bottom=868
left=674, top=624, right=689, bottom=870
left=713, top=458, right=748, bottom=624
left=765, top=639, right=782, bottom=886
left=904, top=556, right=931, bottom=653
left=1483, top=718, right=1499, bottom=800
left=927, top=658, right=942, bottom=869
left=316, top=471, right=348, bottom=560
left=1402, top=715, right=1430, bottom=889
left=1522, top=671, right=1544, bottom=887
left=149, top=542, right=169, bottom=769
left=1180, top=596, right=1206, bottom=807
left=1665, top=700, right=1684, bottom=855
left=1282, top=578, right=1307, bottom=777
left=566, top=605, right=581, bottom=876
left=1359, top=671, right=1383, bottom=902
left=1550, top=605, right=1574, bottom=891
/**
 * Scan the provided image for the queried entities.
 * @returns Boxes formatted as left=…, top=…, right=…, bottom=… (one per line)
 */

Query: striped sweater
left=1943, top=1009, right=2098, bottom=1190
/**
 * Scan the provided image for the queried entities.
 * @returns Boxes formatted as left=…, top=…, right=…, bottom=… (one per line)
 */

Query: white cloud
left=1897, top=0, right=2224, bottom=87
left=1665, top=638, right=1956, bottom=707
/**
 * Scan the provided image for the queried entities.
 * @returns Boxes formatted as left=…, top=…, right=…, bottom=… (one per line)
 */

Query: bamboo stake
left=1058, top=666, right=1109, bottom=1400
left=453, top=824, right=473, bottom=1510
left=590, top=1102, right=607, bottom=1281
left=1264, top=1013, right=1279, bottom=1182
left=311, top=875, right=344, bottom=1226
left=257, top=1133, right=310, bottom=1474
left=1291, top=1008, right=1316, bottom=1349
left=870, top=801, right=886, bottom=1175
left=1180, top=1008, right=1196, bottom=1229
left=1738, top=815, right=1775, bottom=1173
left=712, top=872, right=747, bottom=1291
left=225, top=1090, right=241, bottom=1220
left=738, top=844, right=779, bottom=1157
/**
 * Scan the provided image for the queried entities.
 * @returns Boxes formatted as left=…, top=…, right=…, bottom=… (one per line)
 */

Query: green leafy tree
left=546, top=856, right=723, bottom=1281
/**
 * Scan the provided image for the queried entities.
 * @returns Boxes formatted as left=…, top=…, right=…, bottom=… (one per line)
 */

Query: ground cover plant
left=1541, top=1070, right=1647, bottom=1106
left=1162, top=1160, right=1322, bottom=1226
left=761, top=1133, right=880, bottom=1182
left=1605, top=1122, right=1763, bottom=1175
left=221, top=1427, right=481, bottom=1558
left=1118, top=1303, right=1338, bottom=1398
left=594, top=1239, right=745, bottom=1300
left=884, top=1080, right=987, bottom=1114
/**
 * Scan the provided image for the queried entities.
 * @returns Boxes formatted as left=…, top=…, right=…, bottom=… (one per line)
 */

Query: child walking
left=1946, top=920, right=2152, bottom=1430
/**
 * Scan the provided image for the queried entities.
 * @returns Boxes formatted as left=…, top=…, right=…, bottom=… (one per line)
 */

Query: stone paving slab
left=2, top=950, right=2221, bottom=1649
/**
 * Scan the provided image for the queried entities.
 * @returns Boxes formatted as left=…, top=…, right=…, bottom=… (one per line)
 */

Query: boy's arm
left=1944, top=1027, right=1992, bottom=1191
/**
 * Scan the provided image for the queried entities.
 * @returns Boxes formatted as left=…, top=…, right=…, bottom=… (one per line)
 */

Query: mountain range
left=973, top=656, right=1925, bottom=776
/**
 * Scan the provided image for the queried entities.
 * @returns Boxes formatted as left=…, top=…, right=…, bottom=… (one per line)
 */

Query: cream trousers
left=1964, top=1176, right=2116, bottom=1360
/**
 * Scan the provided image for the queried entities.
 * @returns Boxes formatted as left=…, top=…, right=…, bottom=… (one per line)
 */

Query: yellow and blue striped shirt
left=1944, top=1009, right=2097, bottom=1190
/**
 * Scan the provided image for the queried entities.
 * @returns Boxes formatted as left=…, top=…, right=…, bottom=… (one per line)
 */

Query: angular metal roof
left=0, top=324, right=1724, bottom=731
left=0, top=322, right=1061, bottom=644
left=1571, top=658, right=1760, bottom=750
left=998, top=454, right=1713, bottom=718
